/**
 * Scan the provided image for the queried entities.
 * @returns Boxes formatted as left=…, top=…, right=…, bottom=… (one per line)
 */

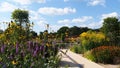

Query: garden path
left=59, top=49, right=104, bottom=68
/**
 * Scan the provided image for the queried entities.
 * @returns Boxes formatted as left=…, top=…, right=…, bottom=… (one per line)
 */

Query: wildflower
left=35, top=45, right=39, bottom=51
left=46, top=43, right=50, bottom=47
left=16, top=43, right=19, bottom=54
left=12, top=60, right=18, bottom=65
left=9, top=55, right=13, bottom=60
left=0, top=57, right=2, bottom=61
left=1, top=45, right=5, bottom=53
left=33, top=50, right=37, bottom=57
left=13, top=42, right=16, bottom=46
left=40, top=45, right=44, bottom=51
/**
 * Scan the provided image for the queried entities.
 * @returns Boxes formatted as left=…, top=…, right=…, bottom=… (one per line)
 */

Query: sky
left=0, top=0, right=120, bottom=34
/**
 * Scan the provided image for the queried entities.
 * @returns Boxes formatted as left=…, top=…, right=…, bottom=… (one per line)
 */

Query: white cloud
left=64, top=0, right=69, bottom=2
left=36, top=18, right=48, bottom=28
left=38, top=7, right=76, bottom=15
left=87, top=12, right=119, bottom=29
left=58, top=16, right=93, bottom=24
left=29, top=10, right=42, bottom=21
left=12, top=0, right=31, bottom=5
left=88, top=0, right=105, bottom=6
left=37, top=20, right=47, bottom=26
left=101, top=12, right=118, bottom=19
left=72, top=16, right=93, bottom=23
left=88, top=22, right=102, bottom=28
left=0, top=2, right=17, bottom=12
left=50, top=24, right=71, bottom=32
left=38, top=0, right=46, bottom=3
left=58, top=19, right=70, bottom=24
left=12, top=0, right=46, bottom=5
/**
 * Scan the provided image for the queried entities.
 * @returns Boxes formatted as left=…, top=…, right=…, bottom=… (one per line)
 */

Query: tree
left=12, top=9, right=31, bottom=40
left=69, top=26, right=80, bottom=36
left=101, top=17, right=120, bottom=45
left=69, top=26, right=91, bottom=37
left=12, top=9, right=29, bottom=27
left=57, top=26, right=69, bottom=36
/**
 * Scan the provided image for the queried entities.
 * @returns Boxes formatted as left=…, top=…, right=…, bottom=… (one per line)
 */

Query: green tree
left=69, top=26, right=80, bottom=36
left=101, top=17, right=120, bottom=45
left=12, top=9, right=29, bottom=27
left=12, top=9, right=30, bottom=40
left=57, top=26, right=69, bottom=35
left=61, top=33, right=66, bottom=42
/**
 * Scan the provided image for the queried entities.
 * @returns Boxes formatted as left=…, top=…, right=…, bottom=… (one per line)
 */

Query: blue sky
left=0, top=0, right=120, bottom=34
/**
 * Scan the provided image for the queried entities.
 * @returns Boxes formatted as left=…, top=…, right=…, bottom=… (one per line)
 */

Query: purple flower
left=33, top=50, right=37, bottom=57
left=40, top=45, right=44, bottom=51
left=16, top=43, right=19, bottom=54
left=9, top=55, right=13, bottom=60
left=1, top=45, right=5, bottom=53
left=35, top=45, right=39, bottom=51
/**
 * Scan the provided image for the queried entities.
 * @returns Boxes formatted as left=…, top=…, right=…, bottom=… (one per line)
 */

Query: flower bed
left=84, top=46, right=120, bottom=64
left=0, top=41, right=60, bottom=68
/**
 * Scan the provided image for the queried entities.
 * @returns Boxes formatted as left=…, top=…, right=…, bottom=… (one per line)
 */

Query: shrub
left=70, top=45, right=84, bottom=54
left=84, top=46, right=120, bottom=64
left=80, top=31, right=107, bottom=52
left=84, top=51, right=96, bottom=61
left=56, top=43, right=67, bottom=49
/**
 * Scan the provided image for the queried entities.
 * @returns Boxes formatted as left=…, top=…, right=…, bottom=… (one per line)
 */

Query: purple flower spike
left=16, top=43, right=19, bottom=54
left=35, top=46, right=39, bottom=51
left=33, top=50, right=37, bottom=57
left=1, top=45, right=4, bottom=53
left=40, top=45, right=44, bottom=51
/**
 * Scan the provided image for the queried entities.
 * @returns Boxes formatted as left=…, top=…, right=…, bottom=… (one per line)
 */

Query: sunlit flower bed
left=84, top=45, right=120, bottom=64
left=0, top=41, right=60, bottom=68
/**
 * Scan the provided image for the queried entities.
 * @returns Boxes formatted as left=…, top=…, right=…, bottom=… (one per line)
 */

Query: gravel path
left=59, top=49, right=104, bottom=68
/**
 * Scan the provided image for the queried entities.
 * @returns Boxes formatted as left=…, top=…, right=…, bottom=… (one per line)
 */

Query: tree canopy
left=101, top=17, right=120, bottom=45
left=12, top=9, right=29, bottom=26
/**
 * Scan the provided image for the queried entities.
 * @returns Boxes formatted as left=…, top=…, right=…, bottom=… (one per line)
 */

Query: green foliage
left=29, top=31, right=37, bottom=39
left=57, top=26, right=69, bottom=35
left=69, top=26, right=91, bottom=37
left=0, top=41, right=60, bottom=68
left=56, top=43, right=66, bottom=48
left=80, top=31, right=106, bottom=52
left=12, top=9, right=29, bottom=23
left=101, top=17, right=120, bottom=45
left=84, top=46, right=120, bottom=64
left=70, top=45, right=84, bottom=54
left=0, top=9, right=60, bottom=68
left=61, top=33, right=66, bottom=42
left=84, top=51, right=96, bottom=61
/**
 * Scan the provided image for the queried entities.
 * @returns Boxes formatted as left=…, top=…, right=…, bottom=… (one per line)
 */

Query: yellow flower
left=12, top=60, right=18, bottom=65
left=46, top=43, right=50, bottom=47
left=0, top=57, right=2, bottom=61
